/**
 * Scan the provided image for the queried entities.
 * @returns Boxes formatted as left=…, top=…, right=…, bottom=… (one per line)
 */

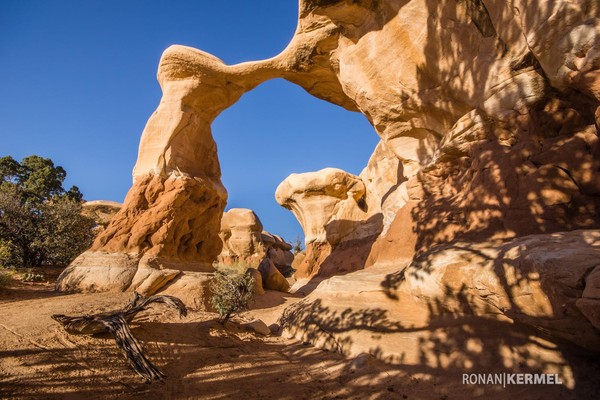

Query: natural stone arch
left=57, top=5, right=363, bottom=294
left=58, top=0, right=600, bottom=310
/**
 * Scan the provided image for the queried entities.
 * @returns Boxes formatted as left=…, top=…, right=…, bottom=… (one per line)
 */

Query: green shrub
left=0, top=240, right=16, bottom=268
left=0, top=270, right=13, bottom=288
left=209, top=268, right=255, bottom=325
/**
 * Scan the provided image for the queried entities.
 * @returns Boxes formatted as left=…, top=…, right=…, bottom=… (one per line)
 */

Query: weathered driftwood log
left=52, top=293, right=187, bottom=383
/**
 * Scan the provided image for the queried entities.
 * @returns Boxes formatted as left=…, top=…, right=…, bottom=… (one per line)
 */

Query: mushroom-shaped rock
left=276, top=168, right=375, bottom=278
left=275, top=168, right=367, bottom=245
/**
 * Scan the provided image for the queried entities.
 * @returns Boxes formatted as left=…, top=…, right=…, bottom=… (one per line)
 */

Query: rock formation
left=81, top=200, right=122, bottom=229
left=258, top=258, right=291, bottom=293
left=217, top=208, right=294, bottom=292
left=217, top=208, right=267, bottom=268
left=276, top=0, right=600, bottom=360
left=58, top=0, right=600, bottom=361
left=261, top=231, right=295, bottom=275
left=275, top=0, right=600, bottom=275
left=217, top=208, right=294, bottom=270
left=282, top=230, right=600, bottom=365
left=276, top=168, right=381, bottom=277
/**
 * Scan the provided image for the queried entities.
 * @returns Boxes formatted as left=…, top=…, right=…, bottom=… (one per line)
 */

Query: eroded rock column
left=276, top=168, right=380, bottom=278
left=58, top=46, right=280, bottom=294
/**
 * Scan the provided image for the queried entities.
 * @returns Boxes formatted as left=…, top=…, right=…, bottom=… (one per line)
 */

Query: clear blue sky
left=0, top=1, right=379, bottom=243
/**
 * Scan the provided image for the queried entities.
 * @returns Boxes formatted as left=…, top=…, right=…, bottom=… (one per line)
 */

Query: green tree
left=0, top=155, right=94, bottom=268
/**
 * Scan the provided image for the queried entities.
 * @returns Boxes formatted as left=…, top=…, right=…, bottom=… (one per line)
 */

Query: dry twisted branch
left=52, top=292, right=187, bottom=383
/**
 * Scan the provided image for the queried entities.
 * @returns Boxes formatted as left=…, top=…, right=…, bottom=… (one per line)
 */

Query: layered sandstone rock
left=58, top=173, right=226, bottom=295
left=274, top=0, right=598, bottom=281
left=57, top=5, right=357, bottom=293
left=282, top=230, right=600, bottom=367
left=57, top=45, right=277, bottom=294
left=359, top=141, right=412, bottom=236
left=276, top=0, right=600, bottom=356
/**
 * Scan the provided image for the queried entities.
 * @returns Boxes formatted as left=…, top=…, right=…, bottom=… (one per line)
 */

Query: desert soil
left=0, top=271, right=597, bottom=400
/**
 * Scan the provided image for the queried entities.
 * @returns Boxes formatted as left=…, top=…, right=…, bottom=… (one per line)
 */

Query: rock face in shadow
left=276, top=0, right=600, bottom=358
left=282, top=230, right=600, bottom=367
left=272, top=0, right=600, bottom=281
left=282, top=0, right=600, bottom=269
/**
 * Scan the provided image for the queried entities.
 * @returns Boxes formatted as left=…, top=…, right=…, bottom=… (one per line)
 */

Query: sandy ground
left=0, top=275, right=598, bottom=400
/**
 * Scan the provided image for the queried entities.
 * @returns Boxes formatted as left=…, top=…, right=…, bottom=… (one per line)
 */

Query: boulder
left=258, top=258, right=290, bottom=293
left=241, top=319, right=271, bottom=336
left=245, top=267, right=265, bottom=296
left=158, top=272, right=213, bottom=311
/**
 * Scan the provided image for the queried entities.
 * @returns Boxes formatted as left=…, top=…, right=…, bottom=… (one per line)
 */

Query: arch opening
left=213, top=77, right=380, bottom=244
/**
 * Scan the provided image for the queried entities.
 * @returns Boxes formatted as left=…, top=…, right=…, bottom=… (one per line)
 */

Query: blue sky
left=0, top=1, right=379, bottom=242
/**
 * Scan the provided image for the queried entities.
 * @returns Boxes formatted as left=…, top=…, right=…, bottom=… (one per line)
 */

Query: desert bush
left=0, top=270, right=14, bottom=288
left=0, top=155, right=95, bottom=268
left=209, top=267, right=255, bottom=325
left=292, top=236, right=304, bottom=254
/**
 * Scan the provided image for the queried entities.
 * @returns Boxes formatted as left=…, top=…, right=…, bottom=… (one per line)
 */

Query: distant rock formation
left=217, top=207, right=294, bottom=292
left=218, top=208, right=267, bottom=268
left=81, top=200, right=122, bottom=229
left=275, top=168, right=379, bottom=277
